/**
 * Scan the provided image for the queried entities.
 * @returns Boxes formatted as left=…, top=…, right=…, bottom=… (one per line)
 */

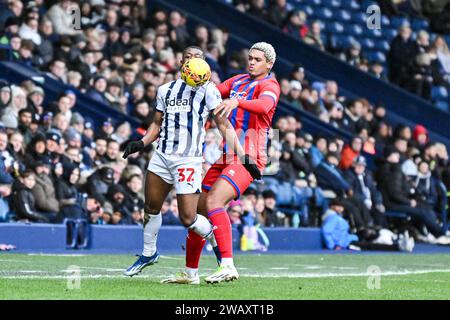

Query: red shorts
left=201, top=162, right=254, bottom=199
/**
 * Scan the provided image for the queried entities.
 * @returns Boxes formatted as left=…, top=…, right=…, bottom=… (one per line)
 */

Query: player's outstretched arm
left=213, top=95, right=276, bottom=118
left=122, top=111, right=164, bottom=159
left=213, top=114, right=261, bottom=180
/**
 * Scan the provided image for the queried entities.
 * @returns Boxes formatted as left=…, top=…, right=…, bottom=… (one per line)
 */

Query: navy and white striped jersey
left=155, top=79, right=222, bottom=157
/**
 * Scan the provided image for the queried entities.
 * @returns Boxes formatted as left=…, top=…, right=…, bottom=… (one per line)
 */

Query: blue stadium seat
left=344, top=24, right=363, bottom=36
left=334, top=9, right=352, bottom=22
left=342, top=0, right=360, bottom=10
left=336, top=34, right=357, bottom=48
left=326, top=21, right=344, bottom=34
left=295, top=3, right=314, bottom=16
left=411, top=18, right=429, bottom=31
left=391, top=16, right=409, bottom=29
left=361, top=0, right=377, bottom=9
left=384, top=28, right=398, bottom=41
left=431, top=86, right=449, bottom=101
left=360, top=38, right=375, bottom=50
left=435, top=101, right=449, bottom=112
left=315, top=7, right=333, bottom=20
left=366, top=51, right=386, bottom=63
left=374, top=40, right=390, bottom=52
left=322, top=0, right=341, bottom=8
left=351, top=12, right=366, bottom=24
left=381, top=15, right=391, bottom=27
left=276, top=182, right=296, bottom=206
left=365, top=27, right=383, bottom=38
left=311, top=0, right=322, bottom=6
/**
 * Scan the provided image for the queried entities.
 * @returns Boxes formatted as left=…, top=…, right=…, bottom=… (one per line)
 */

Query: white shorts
left=147, top=150, right=203, bottom=194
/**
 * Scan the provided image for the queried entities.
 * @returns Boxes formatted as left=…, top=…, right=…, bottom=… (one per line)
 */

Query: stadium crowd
left=226, top=0, right=450, bottom=106
left=0, top=0, right=449, bottom=250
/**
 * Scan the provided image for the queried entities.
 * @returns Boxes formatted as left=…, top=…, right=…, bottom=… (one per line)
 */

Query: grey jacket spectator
left=32, top=156, right=60, bottom=213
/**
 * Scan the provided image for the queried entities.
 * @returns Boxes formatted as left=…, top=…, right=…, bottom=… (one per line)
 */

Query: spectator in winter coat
left=315, top=152, right=351, bottom=197
left=339, top=136, right=363, bottom=170
left=83, top=166, right=115, bottom=206
left=31, top=155, right=60, bottom=218
left=11, top=170, right=49, bottom=223
left=344, top=156, right=388, bottom=228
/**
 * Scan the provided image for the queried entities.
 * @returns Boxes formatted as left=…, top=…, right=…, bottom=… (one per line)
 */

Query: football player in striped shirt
left=122, top=46, right=259, bottom=278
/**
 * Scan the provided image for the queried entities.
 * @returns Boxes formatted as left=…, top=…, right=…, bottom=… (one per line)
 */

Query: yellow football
left=181, top=58, right=211, bottom=87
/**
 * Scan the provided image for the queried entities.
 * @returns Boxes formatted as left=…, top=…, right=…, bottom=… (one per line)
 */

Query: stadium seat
left=336, top=34, right=357, bottom=49
left=361, top=0, right=377, bottom=9
left=322, top=0, right=340, bottom=8
left=391, top=16, right=409, bottom=29
left=296, top=3, right=314, bottom=16
left=384, top=28, right=398, bottom=41
left=374, top=40, right=390, bottom=52
left=342, top=0, right=360, bottom=10
left=315, top=7, right=333, bottom=20
left=365, top=27, right=383, bottom=38
left=366, top=51, right=386, bottom=63
left=411, top=18, right=429, bottom=31
left=435, top=101, right=449, bottom=112
left=431, top=86, right=449, bottom=101
left=311, top=0, right=322, bottom=6
left=344, top=24, right=363, bottom=36
left=381, top=15, right=391, bottom=27
left=334, top=9, right=352, bottom=22
left=326, top=21, right=344, bottom=34
left=351, top=12, right=366, bottom=24
left=360, top=38, right=375, bottom=50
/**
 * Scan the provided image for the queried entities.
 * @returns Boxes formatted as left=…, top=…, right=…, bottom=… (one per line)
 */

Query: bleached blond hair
left=250, top=42, right=276, bottom=64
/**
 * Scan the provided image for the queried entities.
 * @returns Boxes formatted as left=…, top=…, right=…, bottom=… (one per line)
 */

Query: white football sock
left=221, top=258, right=234, bottom=268
left=142, top=212, right=162, bottom=257
left=189, top=214, right=213, bottom=239
left=186, top=267, right=198, bottom=278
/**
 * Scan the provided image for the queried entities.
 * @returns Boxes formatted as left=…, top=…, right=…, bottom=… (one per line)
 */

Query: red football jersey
left=216, top=73, right=280, bottom=169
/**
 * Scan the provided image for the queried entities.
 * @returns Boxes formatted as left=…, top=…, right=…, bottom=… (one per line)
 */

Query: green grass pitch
left=1, top=253, right=450, bottom=299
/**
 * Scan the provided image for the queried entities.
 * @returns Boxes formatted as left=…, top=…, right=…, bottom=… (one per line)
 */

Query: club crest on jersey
left=229, top=90, right=248, bottom=100
left=166, top=97, right=191, bottom=113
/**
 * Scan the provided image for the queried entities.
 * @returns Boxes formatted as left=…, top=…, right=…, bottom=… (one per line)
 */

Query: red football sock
left=186, top=229, right=206, bottom=269
left=208, top=208, right=233, bottom=258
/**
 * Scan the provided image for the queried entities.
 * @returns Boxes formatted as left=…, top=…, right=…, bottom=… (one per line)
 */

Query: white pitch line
left=159, top=255, right=182, bottom=260
left=0, top=259, right=31, bottom=263
left=3, top=268, right=450, bottom=280
left=27, top=254, right=87, bottom=257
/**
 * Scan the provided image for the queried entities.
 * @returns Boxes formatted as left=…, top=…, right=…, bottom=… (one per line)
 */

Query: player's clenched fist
left=122, top=140, right=145, bottom=159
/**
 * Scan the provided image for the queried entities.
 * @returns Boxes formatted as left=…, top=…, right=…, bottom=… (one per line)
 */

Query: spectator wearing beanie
left=261, top=190, right=286, bottom=227
left=31, top=155, right=60, bottom=221
left=412, top=124, right=429, bottom=151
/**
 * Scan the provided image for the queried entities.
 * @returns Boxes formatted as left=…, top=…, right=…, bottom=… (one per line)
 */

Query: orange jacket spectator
left=339, top=137, right=363, bottom=169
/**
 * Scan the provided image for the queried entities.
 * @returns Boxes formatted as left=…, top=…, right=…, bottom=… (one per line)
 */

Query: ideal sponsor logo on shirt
left=166, top=98, right=191, bottom=113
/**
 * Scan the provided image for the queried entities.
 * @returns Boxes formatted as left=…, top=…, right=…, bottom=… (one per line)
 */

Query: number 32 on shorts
left=177, top=168, right=195, bottom=182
